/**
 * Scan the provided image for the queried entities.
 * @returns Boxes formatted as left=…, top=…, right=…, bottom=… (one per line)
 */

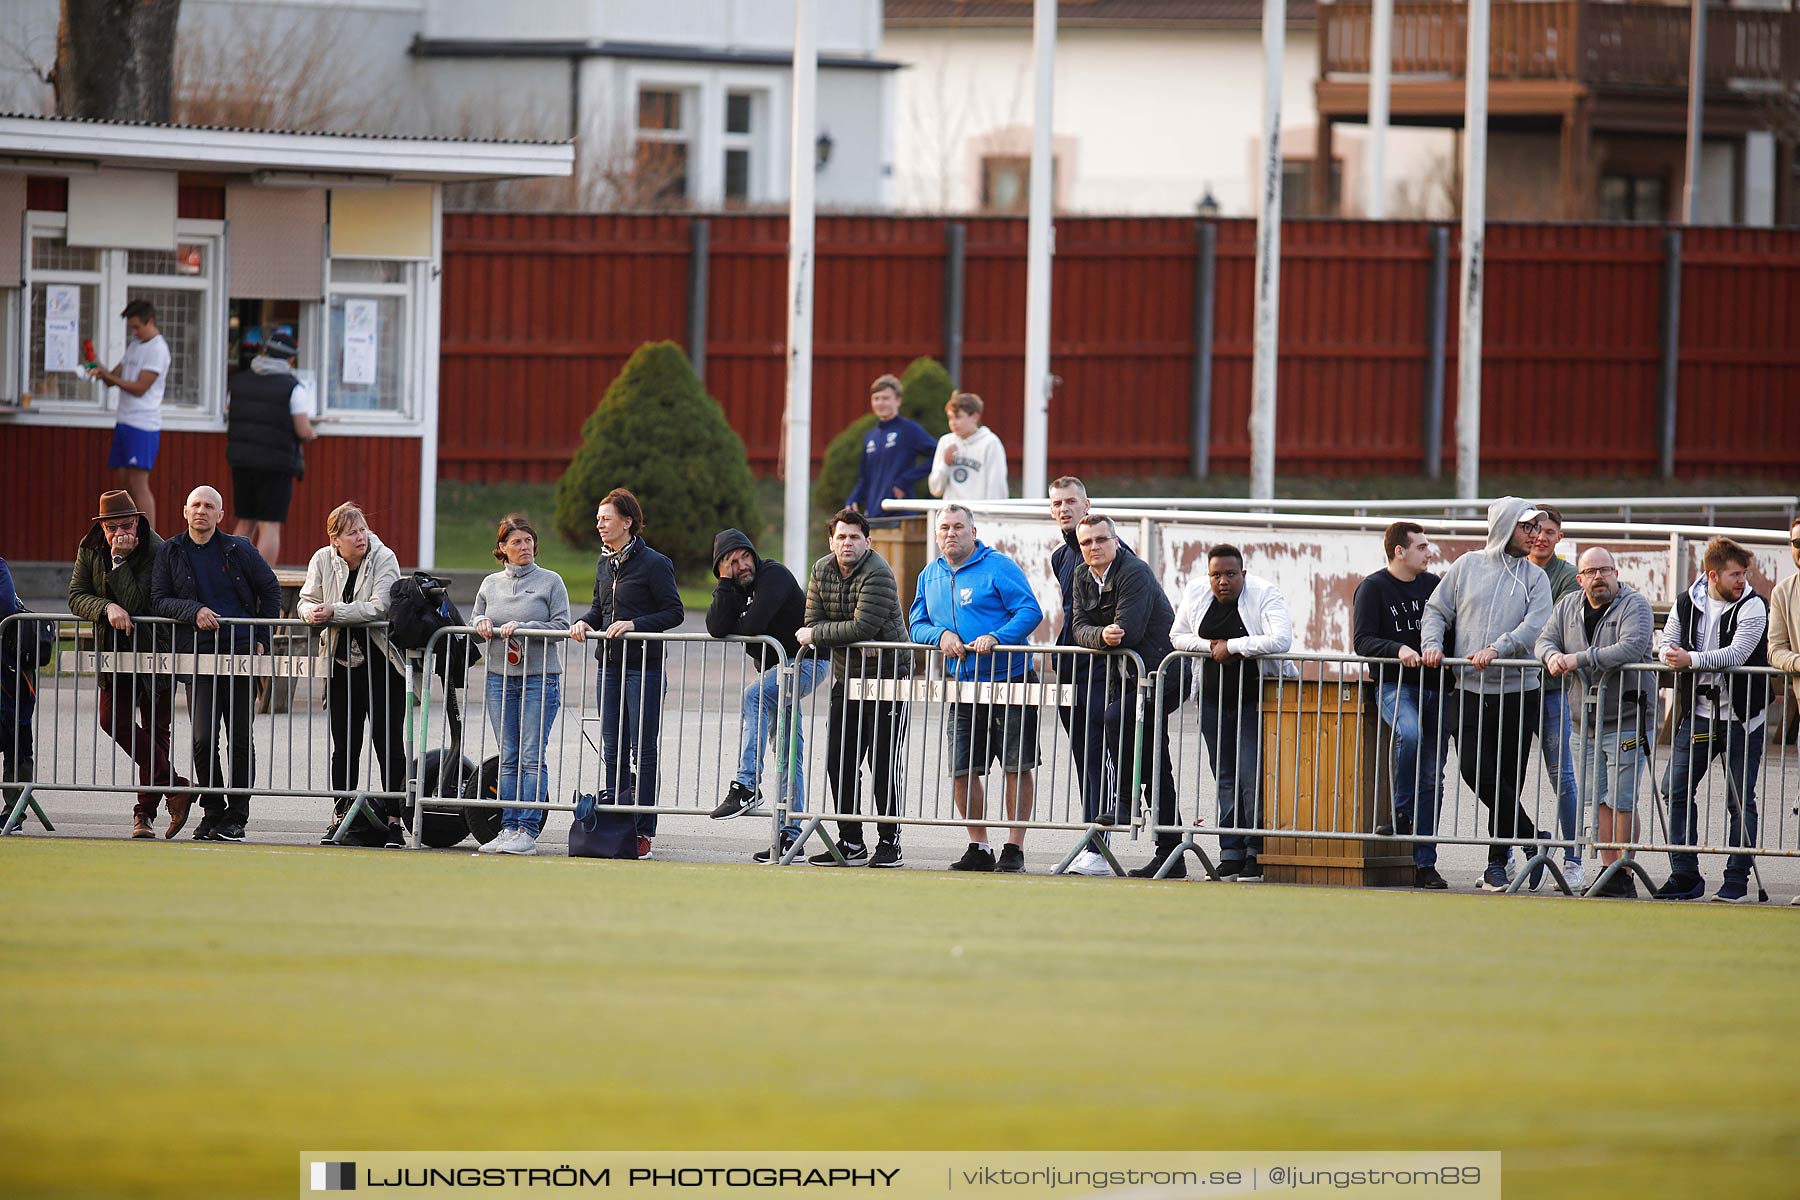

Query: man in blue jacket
left=910, top=504, right=1043, bottom=872
left=846, top=373, right=936, bottom=522
left=151, top=485, right=282, bottom=843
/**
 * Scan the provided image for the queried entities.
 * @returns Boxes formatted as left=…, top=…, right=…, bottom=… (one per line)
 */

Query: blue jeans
left=1198, top=694, right=1263, bottom=864
left=1376, top=683, right=1453, bottom=868
left=1663, top=716, right=1763, bottom=885
left=1540, top=685, right=1582, bottom=860
left=736, top=656, right=829, bottom=835
left=484, top=671, right=561, bottom=837
left=601, top=666, right=665, bottom=838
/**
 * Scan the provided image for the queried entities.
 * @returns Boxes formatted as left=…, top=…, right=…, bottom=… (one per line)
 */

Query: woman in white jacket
left=299, top=501, right=407, bottom=845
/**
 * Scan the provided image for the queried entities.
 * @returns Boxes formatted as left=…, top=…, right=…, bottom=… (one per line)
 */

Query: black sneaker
left=1237, top=859, right=1263, bottom=881
left=869, top=841, right=904, bottom=868
left=1414, top=865, right=1449, bottom=890
left=710, top=781, right=760, bottom=821
left=1092, top=810, right=1122, bottom=827
left=192, top=813, right=224, bottom=842
left=212, top=822, right=246, bottom=843
left=753, top=831, right=799, bottom=864
left=1128, top=846, right=1186, bottom=879
left=1654, top=872, right=1705, bottom=901
left=995, top=843, right=1026, bottom=873
left=383, top=822, right=407, bottom=848
left=1214, top=859, right=1244, bottom=880
left=808, top=840, right=868, bottom=866
left=951, top=843, right=996, bottom=872
left=1594, top=870, right=1639, bottom=899
left=318, top=821, right=341, bottom=846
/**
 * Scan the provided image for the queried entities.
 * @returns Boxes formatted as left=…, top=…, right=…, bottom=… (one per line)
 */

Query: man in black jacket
left=705, top=529, right=827, bottom=861
left=151, top=484, right=282, bottom=842
left=69, top=489, right=193, bottom=839
left=1070, top=513, right=1189, bottom=879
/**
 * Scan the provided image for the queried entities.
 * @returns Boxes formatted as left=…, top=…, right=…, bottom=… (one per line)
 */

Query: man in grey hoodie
left=1421, top=496, right=1554, bottom=891
left=1537, top=547, right=1655, bottom=897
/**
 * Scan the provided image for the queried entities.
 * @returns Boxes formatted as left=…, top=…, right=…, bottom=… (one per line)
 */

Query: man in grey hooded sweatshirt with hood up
left=1422, top=496, right=1554, bottom=891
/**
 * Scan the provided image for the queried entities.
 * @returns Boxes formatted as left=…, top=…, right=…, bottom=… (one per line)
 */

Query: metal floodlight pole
left=1022, top=0, right=1056, bottom=499
left=1366, top=0, right=1393, bottom=219
left=783, top=0, right=818, bottom=573
left=1249, top=0, right=1285, bottom=503
left=1455, top=0, right=1491, bottom=502
left=1681, top=0, right=1707, bottom=224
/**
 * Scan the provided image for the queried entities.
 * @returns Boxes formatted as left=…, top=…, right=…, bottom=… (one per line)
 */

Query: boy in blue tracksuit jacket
left=908, top=508, right=1044, bottom=872
left=846, top=374, right=936, bottom=521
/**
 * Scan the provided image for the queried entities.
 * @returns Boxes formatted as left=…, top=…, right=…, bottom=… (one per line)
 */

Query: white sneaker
left=501, top=830, right=538, bottom=856
left=1067, top=849, right=1114, bottom=877
left=1561, top=857, right=1586, bottom=894
left=480, top=828, right=518, bottom=854
left=1503, top=848, right=1518, bottom=883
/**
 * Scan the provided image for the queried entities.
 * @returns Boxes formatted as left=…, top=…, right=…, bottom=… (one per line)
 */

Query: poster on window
left=342, top=298, right=378, bottom=386
left=44, top=284, right=80, bottom=373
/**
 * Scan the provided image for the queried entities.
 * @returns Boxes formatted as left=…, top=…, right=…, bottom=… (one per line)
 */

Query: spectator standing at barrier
left=1537, top=547, right=1654, bottom=898
left=1768, top=518, right=1800, bottom=906
left=570, top=489, right=683, bottom=860
left=1527, top=506, right=1586, bottom=891
left=0, top=557, right=36, bottom=814
left=1352, top=522, right=1452, bottom=890
left=69, top=489, right=193, bottom=839
left=151, top=485, right=282, bottom=844
left=1171, top=544, right=1297, bottom=882
left=705, top=527, right=825, bottom=863
left=1070, top=514, right=1189, bottom=880
left=87, top=300, right=169, bottom=533
left=226, top=326, right=318, bottom=567
left=1655, top=536, right=1771, bottom=904
left=909, top=503, right=1043, bottom=872
left=798, top=507, right=911, bottom=867
left=299, top=502, right=407, bottom=848
left=1049, top=477, right=1133, bottom=876
left=928, top=392, right=1009, bottom=503
left=846, top=373, right=936, bottom=522
left=473, top=513, right=570, bottom=857
left=1421, top=496, right=1553, bottom=892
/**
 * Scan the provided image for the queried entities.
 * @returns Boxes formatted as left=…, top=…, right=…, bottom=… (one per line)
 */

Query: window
left=981, top=157, right=1030, bottom=214
left=636, top=87, right=692, bottom=205
left=324, top=258, right=414, bottom=416
left=21, top=218, right=222, bottom=416
left=722, top=90, right=763, bottom=206
left=1281, top=160, right=1343, bottom=217
left=1599, top=174, right=1667, bottom=222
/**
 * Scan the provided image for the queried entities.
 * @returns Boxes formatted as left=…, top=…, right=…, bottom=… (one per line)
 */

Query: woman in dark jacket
left=569, top=488, right=683, bottom=858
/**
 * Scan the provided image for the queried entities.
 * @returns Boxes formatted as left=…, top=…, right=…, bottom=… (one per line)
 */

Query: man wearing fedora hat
left=70, top=490, right=194, bottom=839
left=225, top=325, right=317, bottom=567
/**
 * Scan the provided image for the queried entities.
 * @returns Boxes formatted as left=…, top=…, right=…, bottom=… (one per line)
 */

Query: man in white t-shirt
left=89, top=300, right=171, bottom=531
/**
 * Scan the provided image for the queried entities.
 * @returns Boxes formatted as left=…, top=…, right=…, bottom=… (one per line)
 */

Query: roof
left=412, top=37, right=903, bottom=71
left=0, top=113, right=573, bottom=182
left=885, top=0, right=1318, bottom=28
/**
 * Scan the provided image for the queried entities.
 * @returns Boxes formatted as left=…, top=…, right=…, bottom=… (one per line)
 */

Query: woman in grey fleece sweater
left=472, top=513, right=570, bottom=855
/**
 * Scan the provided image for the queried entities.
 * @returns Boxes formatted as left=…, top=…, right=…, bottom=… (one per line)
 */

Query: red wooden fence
left=439, top=213, right=1800, bottom=484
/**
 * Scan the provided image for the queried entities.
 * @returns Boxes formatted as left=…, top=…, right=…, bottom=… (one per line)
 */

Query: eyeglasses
left=1576, top=566, right=1617, bottom=578
left=1078, top=535, right=1114, bottom=548
left=1517, top=521, right=1542, bottom=534
left=1791, top=539, right=1800, bottom=550
left=101, top=520, right=137, bottom=534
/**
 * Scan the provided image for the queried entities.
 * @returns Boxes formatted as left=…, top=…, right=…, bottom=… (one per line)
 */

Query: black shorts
left=231, top=467, right=295, bottom=523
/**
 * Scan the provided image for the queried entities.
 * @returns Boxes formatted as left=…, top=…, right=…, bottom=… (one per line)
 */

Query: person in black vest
left=1655, top=536, right=1771, bottom=904
left=226, top=325, right=317, bottom=566
left=151, top=485, right=282, bottom=843
left=569, top=488, right=685, bottom=860
left=1048, top=476, right=1135, bottom=876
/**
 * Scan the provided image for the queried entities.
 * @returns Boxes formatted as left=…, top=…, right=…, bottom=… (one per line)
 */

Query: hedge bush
left=810, top=356, right=954, bottom=525
left=554, top=341, right=760, bottom=576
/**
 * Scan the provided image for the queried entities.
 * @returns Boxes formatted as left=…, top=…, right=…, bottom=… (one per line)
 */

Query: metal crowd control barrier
left=410, top=627, right=793, bottom=853
left=780, top=642, right=1150, bottom=873
left=0, top=613, right=408, bottom=838
left=1147, top=650, right=1794, bottom=897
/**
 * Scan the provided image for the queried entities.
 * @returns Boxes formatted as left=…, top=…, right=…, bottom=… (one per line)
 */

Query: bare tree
left=53, top=0, right=180, bottom=122
left=173, top=14, right=378, bottom=132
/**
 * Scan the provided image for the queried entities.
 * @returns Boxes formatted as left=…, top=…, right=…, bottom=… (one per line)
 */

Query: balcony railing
left=1320, top=1, right=1800, bottom=91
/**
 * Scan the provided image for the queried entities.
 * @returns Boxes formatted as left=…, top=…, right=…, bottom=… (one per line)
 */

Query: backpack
left=386, top=571, right=481, bottom=687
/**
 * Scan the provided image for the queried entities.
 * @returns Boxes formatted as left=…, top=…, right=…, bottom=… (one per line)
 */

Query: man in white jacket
left=928, top=392, right=1008, bottom=502
left=1171, top=544, right=1297, bottom=879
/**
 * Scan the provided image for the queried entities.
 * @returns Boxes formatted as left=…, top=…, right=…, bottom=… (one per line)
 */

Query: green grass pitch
left=2, top=839, right=1795, bottom=1199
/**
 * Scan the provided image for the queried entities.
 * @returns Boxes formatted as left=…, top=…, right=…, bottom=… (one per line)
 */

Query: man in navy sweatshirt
left=1353, top=521, right=1453, bottom=890
left=846, top=373, right=935, bottom=522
